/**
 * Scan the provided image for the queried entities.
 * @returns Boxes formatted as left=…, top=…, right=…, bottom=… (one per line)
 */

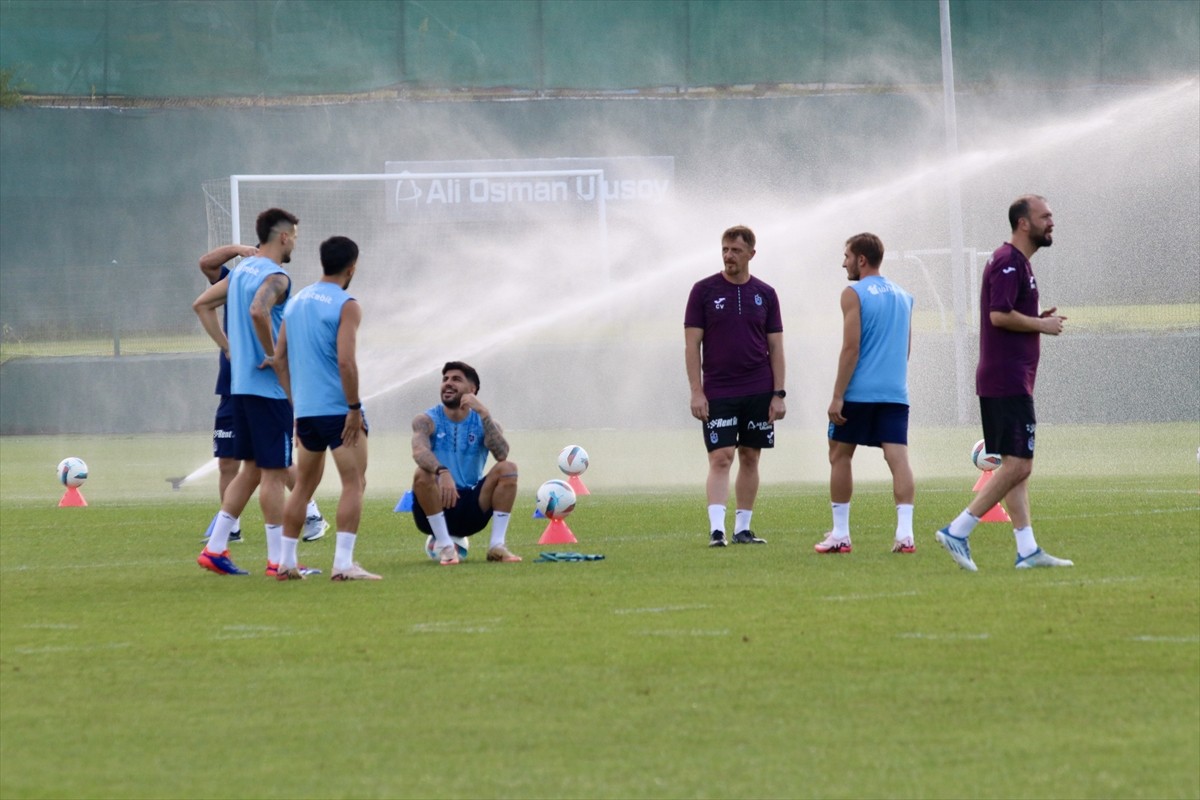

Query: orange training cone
left=972, top=470, right=1010, bottom=522
left=538, top=517, right=577, bottom=544
left=58, top=486, right=88, bottom=507
left=567, top=474, right=590, bottom=496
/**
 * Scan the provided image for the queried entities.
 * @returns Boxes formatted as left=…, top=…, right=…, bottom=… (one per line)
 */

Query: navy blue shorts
left=296, top=412, right=370, bottom=452
left=412, top=480, right=493, bottom=537
left=230, top=394, right=293, bottom=469
left=979, top=395, right=1036, bottom=459
left=212, top=394, right=237, bottom=459
left=828, top=401, right=909, bottom=447
left=703, top=392, right=775, bottom=452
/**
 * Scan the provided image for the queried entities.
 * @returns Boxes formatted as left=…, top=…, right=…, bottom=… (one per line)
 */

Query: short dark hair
left=845, top=233, right=885, bottom=268
left=722, top=225, right=756, bottom=250
left=443, top=361, right=480, bottom=393
left=1008, top=194, right=1046, bottom=232
left=255, top=208, right=299, bottom=246
left=319, top=236, right=358, bottom=275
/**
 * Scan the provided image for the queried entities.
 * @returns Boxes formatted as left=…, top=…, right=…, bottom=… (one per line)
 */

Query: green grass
left=1, top=427, right=1198, bottom=799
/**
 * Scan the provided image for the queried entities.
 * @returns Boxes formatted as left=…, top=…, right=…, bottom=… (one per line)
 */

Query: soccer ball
left=557, top=445, right=589, bottom=476
left=56, top=457, right=88, bottom=487
left=536, top=479, right=577, bottom=520
left=425, top=535, right=469, bottom=561
left=971, top=440, right=1002, bottom=471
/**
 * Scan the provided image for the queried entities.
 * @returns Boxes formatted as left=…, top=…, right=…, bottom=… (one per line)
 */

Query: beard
left=1032, top=231, right=1053, bottom=249
left=443, top=394, right=461, bottom=409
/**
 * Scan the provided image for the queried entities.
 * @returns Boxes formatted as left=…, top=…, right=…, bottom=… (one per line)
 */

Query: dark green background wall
left=2, top=0, right=1197, bottom=97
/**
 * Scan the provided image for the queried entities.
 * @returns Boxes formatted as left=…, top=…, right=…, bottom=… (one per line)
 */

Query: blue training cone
left=394, top=490, right=414, bottom=513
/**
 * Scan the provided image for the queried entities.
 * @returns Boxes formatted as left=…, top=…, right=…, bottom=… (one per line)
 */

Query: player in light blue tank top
left=409, top=362, right=522, bottom=565
left=819, top=233, right=916, bottom=556
left=844, top=275, right=913, bottom=404
left=283, top=281, right=354, bottom=418
left=227, top=255, right=290, bottom=399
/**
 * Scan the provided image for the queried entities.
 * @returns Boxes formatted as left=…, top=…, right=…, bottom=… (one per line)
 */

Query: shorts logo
left=714, top=297, right=726, bottom=310
left=213, top=429, right=234, bottom=439
left=1026, top=423, right=1036, bottom=452
left=767, top=430, right=774, bottom=446
left=706, top=416, right=737, bottom=430
left=709, top=431, right=719, bottom=444
left=746, top=420, right=773, bottom=431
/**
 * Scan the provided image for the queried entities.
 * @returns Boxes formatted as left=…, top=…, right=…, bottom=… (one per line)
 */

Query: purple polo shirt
left=684, top=272, right=783, bottom=400
left=977, top=242, right=1041, bottom=397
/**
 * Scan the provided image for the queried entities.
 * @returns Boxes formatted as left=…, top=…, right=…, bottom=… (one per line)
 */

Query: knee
left=413, top=467, right=435, bottom=490
left=496, top=460, right=518, bottom=485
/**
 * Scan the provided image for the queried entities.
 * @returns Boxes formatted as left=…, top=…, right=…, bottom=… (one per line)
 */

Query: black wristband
left=435, top=466, right=448, bottom=475
left=347, top=402, right=362, bottom=411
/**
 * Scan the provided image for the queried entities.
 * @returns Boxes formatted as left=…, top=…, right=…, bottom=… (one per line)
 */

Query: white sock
left=428, top=512, right=453, bottom=549
left=831, top=502, right=850, bottom=539
left=1014, top=526, right=1038, bottom=558
left=306, top=500, right=320, bottom=519
left=707, top=504, right=726, bottom=533
left=231, top=516, right=241, bottom=535
left=207, top=511, right=236, bottom=553
left=334, top=531, right=356, bottom=570
left=280, top=535, right=298, bottom=570
left=265, top=524, right=284, bottom=565
left=947, top=509, right=979, bottom=539
left=489, top=512, right=511, bottom=549
left=896, top=504, right=914, bottom=540
left=734, top=508, right=753, bottom=533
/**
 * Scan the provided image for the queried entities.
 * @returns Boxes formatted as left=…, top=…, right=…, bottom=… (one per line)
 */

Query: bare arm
left=989, top=307, right=1066, bottom=335
left=684, top=326, right=707, bottom=421
left=459, top=394, right=510, bottom=461
left=829, top=287, right=861, bottom=425
left=273, top=320, right=292, bottom=403
left=199, top=244, right=257, bottom=283
left=767, top=330, right=786, bottom=422
left=250, top=273, right=290, bottom=362
left=192, top=276, right=230, bottom=355
left=411, top=414, right=441, bottom=474
left=336, top=301, right=363, bottom=446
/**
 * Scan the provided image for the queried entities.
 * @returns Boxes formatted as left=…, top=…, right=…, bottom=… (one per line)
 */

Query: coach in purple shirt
left=935, top=195, right=1074, bottom=572
left=684, top=225, right=786, bottom=548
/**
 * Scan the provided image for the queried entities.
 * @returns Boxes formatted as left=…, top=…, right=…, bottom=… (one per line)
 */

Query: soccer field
left=1, top=425, right=1198, bottom=799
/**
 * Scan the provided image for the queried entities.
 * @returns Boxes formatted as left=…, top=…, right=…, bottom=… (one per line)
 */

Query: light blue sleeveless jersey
left=845, top=275, right=913, bottom=405
left=426, top=405, right=489, bottom=489
left=228, top=256, right=291, bottom=399
left=283, top=281, right=353, bottom=418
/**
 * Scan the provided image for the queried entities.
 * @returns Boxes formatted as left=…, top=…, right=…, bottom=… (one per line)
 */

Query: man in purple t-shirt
left=936, top=195, right=1073, bottom=572
left=684, top=225, right=786, bottom=548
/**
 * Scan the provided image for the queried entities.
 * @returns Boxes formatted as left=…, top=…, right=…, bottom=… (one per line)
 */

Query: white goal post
left=204, top=169, right=611, bottom=281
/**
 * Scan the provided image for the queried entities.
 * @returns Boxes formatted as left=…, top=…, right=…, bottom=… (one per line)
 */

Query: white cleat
left=1015, top=548, right=1074, bottom=569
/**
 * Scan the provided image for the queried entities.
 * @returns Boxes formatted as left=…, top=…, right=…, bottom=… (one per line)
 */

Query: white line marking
left=213, top=625, right=298, bottom=641
left=898, top=632, right=990, bottom=640
left=822, top=591, right=920, bottom=602
left=22, top=623, right=79, bottom=630
left=637, top=629, right=730, bottom=637
left=1130, top=636, right=1200, bottom=643
left=13, top=642, right=133, bottom=655
left=613, top=604, right=712, bottom=615
left=410, top=618, right=501, bottom=634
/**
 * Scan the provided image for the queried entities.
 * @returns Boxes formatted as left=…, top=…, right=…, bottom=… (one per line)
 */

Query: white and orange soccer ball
left=536, top=479, right=577, bottom=520
left=971, top=440, right=1002, bottom=471
left=557, top=445, right=589, bottom=476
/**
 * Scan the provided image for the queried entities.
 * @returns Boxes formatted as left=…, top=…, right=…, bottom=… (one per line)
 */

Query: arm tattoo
left=481, top=416, right=509, bottom=461
left=411, top=415, right=440, bottom=472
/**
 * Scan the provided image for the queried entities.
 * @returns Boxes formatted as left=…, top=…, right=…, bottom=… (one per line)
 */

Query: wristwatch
left=773, top=390, right=787, bottom=399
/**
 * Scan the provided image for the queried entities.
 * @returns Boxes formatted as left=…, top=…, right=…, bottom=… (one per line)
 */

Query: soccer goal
left=202, top=168, right=613, bottom=286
